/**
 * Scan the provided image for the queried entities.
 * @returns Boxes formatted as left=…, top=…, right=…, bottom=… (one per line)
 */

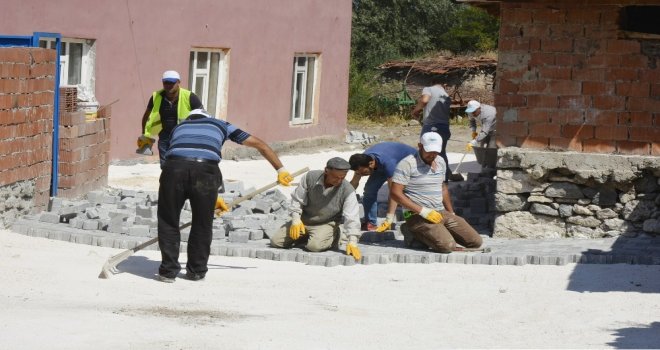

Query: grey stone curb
left=10, top=219, right=660, bottom=267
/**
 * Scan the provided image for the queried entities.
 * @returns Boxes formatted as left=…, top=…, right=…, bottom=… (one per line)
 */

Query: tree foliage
left=351, top=0, right=499, bottom=70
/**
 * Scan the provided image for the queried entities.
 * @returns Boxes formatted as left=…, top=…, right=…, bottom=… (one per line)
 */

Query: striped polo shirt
left=391, top=153, right=445, bottom=211
left=165, top=117, right=251, bottom=162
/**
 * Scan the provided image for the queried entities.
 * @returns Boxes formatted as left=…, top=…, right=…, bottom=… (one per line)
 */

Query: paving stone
left=308, top=255, right=327, bottom=266
left=135, top=205, right=153, bottom=218
left=82, top=220, right=101, bottom=230
left=325, top=256, right=344, bottom=267
left=228, top=230, right=250, bottom=243
left=255, top=250, right=274, bottom=260
left=127, top=225, right=150, bottom=237
left=249, top=230, right=264, bottom=240
left=39, top=212, right=60, bottom=224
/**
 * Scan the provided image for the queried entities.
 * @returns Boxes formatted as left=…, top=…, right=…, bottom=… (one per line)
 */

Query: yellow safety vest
left=143, top=88, right=193, bottom=138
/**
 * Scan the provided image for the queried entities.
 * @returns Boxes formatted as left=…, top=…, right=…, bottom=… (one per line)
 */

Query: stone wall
left=0, top=47, right=56, bottom=226
left=493, top=148, right=660, bottom=238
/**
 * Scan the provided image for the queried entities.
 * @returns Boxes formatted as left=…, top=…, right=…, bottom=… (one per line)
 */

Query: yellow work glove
left=346, top=237, right=361, bottom=261
left=419, top=207, right=443, bottom=224
left=288, top=214, right=306, bottom=240
left=215, top=197, right=229, bottom=213
left=471, top=131, right=478, bottom=139
left=136, top=135, right=154, bottom=148
left=375, top=213, right=395, bottom=232
left=277, top=167, right=294, bottom=186
left=465, top=140, right=477, bottom=152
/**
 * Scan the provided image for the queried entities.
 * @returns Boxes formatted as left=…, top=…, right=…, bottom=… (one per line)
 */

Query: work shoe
left=156, top=274, right=176, bottom=283
left=360, top=222, right=378, bottom=231
left=185, top=272, right=206, bottom=281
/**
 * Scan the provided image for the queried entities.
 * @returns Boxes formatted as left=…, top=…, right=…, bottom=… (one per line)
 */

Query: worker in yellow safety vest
left=138, top=70, right=203, bottom=166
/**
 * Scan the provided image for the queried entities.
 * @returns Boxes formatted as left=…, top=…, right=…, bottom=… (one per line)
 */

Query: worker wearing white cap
left=390, top=132, right=482, bottom=253
left=465, top=100, right=497, bottom=151
left=138, top=70, right=204, bottom=166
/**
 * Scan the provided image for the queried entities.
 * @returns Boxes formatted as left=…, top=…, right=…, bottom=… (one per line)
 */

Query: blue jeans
left=362, top=171, right=389, bottom=225
left=421, top=123, right=452, bottom=178
left=158, top=132, right=171, bottom=168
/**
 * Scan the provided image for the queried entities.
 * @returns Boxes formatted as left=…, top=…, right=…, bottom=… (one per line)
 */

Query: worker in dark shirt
left=138, top=70, right=203, bottom=166
left=156, top=108, right=293, bottom=283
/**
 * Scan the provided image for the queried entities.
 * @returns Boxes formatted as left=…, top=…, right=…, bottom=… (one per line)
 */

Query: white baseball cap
left=465, top=100, right=481, bottom=114
left=188, top=109, right=212, bottom=119
left=420, top=132, right=443, bottom=153
left=162, top=70, right=180, bottom=83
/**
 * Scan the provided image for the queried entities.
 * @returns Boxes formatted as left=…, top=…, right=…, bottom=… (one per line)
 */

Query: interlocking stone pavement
left=11, top=218, right=660, bottom=267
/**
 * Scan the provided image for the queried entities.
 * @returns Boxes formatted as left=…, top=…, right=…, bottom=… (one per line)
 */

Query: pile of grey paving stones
left=10, top=182, right=660, bottom=267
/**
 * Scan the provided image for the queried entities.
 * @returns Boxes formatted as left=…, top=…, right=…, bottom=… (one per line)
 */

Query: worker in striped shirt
left=156, top=109, right=293, bottom=283
left=390, top=132, right=482, bottom=253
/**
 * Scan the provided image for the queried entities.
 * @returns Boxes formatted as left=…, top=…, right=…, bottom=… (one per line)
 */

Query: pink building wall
left=0, top=0, right=352, bottom=159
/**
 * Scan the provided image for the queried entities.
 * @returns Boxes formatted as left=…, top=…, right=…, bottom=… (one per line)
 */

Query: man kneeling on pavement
left=269, top=157, right=362, bottom=261
left=391, top=132, right=483, bottom=253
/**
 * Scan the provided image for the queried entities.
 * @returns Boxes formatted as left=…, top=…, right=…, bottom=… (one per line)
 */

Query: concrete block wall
left=495, top=2, right=659, bottom=155
left=0, top=47, right=56, bottom=219
left=58, top=111, right=110, bottom=198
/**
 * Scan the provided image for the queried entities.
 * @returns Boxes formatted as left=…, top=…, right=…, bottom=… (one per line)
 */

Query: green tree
left=441, top=6, right=499, bottom=53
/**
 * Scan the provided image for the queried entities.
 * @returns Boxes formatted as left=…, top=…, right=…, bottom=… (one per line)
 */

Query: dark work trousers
left=421, top=123, right=452, bottom=181
left=157, top=159, right=222, bottom=278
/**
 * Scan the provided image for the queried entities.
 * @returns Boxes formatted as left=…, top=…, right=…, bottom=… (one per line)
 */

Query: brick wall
left=495, top=2, right=660, bottom=155
left=57, top=110, right=110, bottom=199
left=0, top=47, right=55, bottom=214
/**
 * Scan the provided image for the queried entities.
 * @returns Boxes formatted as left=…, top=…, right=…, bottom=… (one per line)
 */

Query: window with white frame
left=188, top=49, right=228, bottom=119
left=39, top=38, right=96, bottom=97
left=290, top=54, right=319, bottom=124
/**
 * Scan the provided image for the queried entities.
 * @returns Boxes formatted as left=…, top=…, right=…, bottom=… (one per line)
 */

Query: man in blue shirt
left=349, top=142, right=417, bottom=232
left=156, top=109, right=293, bottom=283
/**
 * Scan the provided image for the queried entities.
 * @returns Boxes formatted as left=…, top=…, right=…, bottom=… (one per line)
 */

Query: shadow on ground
left=607, top=322, right=660, bottom=349
left=114, top=255, right=256, bottom=280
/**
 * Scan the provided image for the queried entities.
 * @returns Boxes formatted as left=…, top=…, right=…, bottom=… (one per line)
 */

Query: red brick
left=500, top=24, right=522, bottom=38
left=549, top=137, right=582, bottom=151
left=522, top=25, right=548, bottom=37
left=595, top=125, right=629, bottom=141
left=584, top=110, right=618, bottom=125
left=617, top=141, right=650, bottom=155
left=539, top=67, right=571, bottom=80
left=582, top=81, right=614, bottom=95
left=640, top=69, right=660, bottom=84
left=620, top=54, right=649, bottom=69
left=500, top=121, right=528, bottom=137
left=559, top=95, right=591, bottom=109
left=566, top=8, right=601, bottom=24
left=547, top=80, right=581, bottom=95
left=592, top=95, right=626, bottom=110
left=0, top=48, right=31, bottom=64
left=497, top=79, right=519, bottom=94
left=626, top=97, right=660, bottom=112
left=519, top=80, right=548, bottom=93
left=499, top=38, right=530, bottom=51
left=502, top=8, right=532, bottom=23
left=494, top=94, right=527, bottom=107
left=529, top=53, right=555, bottom=66
left=585, top=54, right=621, bottom=68
left=606, top=40, right=641, bottom=54
left=548, top=24, right=584, bottom=38
left=573, top=39, right=604, bottom=55
left=518, top=136, right=549, bottom=149
left=550, top=109, right=583, bottom=124
left=615, top=82, right=650, bottom=98
left=532, top=8, right=565, bottom=24
left=572, top=68, right=606, bottom=82
left=562, top=124, right=594, bottom=139
left=606, top=68, right=639, bottom=82
left=599, top=7, right=620, bottom=25
left=629, top=127, right=660, bottom=142
left=583, top=139, right=616, bottom=154
left=555, top=53, right=586, bottom=67
left=541, top=39, right=574, bottom=52
left=518, top=108, right=551, bottom=123
left=619, top=112, right=653, bottom=126
left=529, top=123, right=560, bottom=138
left=529, top=38, right=541, bottom=51
left=652, top=84, right=660, bottom=98
left=527, top=94, right=558, bottom=108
